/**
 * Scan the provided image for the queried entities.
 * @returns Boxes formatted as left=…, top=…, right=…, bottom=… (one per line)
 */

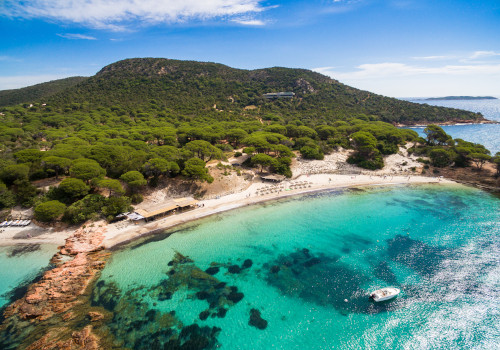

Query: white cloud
left=2, top=0, right=268, bottom=30
left=316, top=62, right=500, bottom=80
left=0, top=75, right=76, bottom=90
left=57, top=33, right=97, bottom=40
left=231, top=18, right=265, bottom=26
left=469, top=51, right=500, bottom=60
left=313, top=61, right=500, bottom=97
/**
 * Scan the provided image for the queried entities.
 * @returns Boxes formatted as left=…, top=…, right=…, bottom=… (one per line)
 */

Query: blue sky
left=1, top=0, right=499, bottom=97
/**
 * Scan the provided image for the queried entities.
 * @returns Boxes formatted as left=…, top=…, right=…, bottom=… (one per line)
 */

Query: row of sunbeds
left=0, top=220, right=31, bottom=227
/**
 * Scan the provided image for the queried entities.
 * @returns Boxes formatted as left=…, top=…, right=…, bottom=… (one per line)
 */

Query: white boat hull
left=370, top=287, right=400, bottom=302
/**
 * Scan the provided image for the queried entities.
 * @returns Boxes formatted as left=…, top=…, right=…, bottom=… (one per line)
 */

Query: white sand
left=0, top=146, right=448, bottom=249
left=0, top=224, right=67, bottom=247
left=102, top=174, right=453, bottom=248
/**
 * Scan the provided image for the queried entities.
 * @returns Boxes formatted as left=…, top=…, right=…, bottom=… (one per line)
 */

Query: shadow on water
left=264, top=248, right=403, bottom=315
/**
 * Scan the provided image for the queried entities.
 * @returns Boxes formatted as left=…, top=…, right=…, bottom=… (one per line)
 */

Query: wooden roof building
left=261, top=175, right=286, bottom=182
left=134, top=197, right=198, bottom=221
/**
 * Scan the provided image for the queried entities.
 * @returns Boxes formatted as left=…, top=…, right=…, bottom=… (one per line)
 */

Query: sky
left=1, top=0, right=499, bottom=97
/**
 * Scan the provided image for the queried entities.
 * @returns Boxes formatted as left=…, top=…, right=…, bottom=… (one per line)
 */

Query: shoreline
left=102, top=174, right=456, bottom=249
left=0, top=174, right=458, bottom=249
left=396, top=120, right=498, bottom=127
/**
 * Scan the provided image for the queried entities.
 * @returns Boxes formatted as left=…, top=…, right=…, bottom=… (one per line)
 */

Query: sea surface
left=0, top=244, right=57, bottom=311
left=406, top=98, right=500, bottom=154
left=86, top=185, right=499, bottom=349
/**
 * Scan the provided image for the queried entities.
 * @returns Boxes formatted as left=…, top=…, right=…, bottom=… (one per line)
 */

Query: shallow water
left=91, top=185, right=499, bottom=349
left=0, top=244, right=57, bottom=311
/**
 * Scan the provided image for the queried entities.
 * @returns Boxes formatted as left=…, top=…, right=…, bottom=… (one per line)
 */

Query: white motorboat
left=369, top=287, right=400, bottom=302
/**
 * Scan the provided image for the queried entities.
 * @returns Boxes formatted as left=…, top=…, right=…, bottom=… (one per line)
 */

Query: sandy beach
left=102, top=173, right=453, bottom=248
left=0, top=146, right=455, bottom=249
left=0, top=173, right=454, bottom=249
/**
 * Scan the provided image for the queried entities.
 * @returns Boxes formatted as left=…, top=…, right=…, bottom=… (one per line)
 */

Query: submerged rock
left=242, top=259, right=253, bottom=269
left=249, top=308, right=268, bottom=330
left=216, top=308, right=227, bottom=318
left=205, top=266, right=220, bottom=275
left=227, top=290, right=244, bottom=304
left=264, top=248, right=389, bottom=315
left=227, top=265, right=241, bottom=274
left=164, top=324, right=221, bottom=350
left=199, top=310, right=210, bottom=321
left=88, top=311, right=105, bottom=322
left=214, top=282, right=226, bottom=289
left=387, top=235, right=449, bottom=277
left=270, top=265, right=280, bottom=273
left=8, top=244, right=41, bottom=257
left=303, top=257, right=321, bottom=268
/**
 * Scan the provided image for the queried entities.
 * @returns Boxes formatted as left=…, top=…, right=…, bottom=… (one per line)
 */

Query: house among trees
left=263, top=92, right=295, bottom=99
left=133, top=197, right=199, bottom=222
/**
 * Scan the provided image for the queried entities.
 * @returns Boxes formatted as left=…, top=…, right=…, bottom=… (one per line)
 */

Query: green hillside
left=0, top=58, right=494, bottom=223
left=44, top=58, right=483, bottom=125
left=0, top=76, right=88, bottom=107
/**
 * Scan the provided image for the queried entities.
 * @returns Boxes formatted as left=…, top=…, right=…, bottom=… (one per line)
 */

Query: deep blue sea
left=406, top=98, right=500, bottom=154
left=88, top=185, right=499, bottom=349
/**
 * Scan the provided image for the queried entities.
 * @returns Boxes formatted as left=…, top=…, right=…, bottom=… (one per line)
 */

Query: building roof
left=262, top=175, right=286, bottom=181
left=134, top=197, right=198, bottom=218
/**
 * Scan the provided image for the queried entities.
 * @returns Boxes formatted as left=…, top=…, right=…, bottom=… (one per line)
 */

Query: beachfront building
left=263, top=92, right=295, bottom=99
left=132, top=197, right=199, bottom=222
left=261, top=175, right=286, bottom=182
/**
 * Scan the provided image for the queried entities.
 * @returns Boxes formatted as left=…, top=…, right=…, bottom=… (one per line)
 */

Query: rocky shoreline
left=0, top=222, right=111, bottom=349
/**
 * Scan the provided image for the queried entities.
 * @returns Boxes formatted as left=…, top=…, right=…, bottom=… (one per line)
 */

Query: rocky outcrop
left=295, top=78, right=315, bottom=93
left=25, top=325, right=100, bottom=350
left=0, top=222, right=110, bottom=349
left=4, top=225, right=108, bottom=322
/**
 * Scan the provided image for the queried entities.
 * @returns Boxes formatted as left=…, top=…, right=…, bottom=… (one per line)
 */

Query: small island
left=424, top=96, right=498, bottom=101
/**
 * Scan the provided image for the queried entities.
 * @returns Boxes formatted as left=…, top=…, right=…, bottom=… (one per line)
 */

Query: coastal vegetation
left=408, top=124, right=492, bottom=170
left=0, top=58, right=485, bottom=125
left=0, top=58, right=497, bottom=223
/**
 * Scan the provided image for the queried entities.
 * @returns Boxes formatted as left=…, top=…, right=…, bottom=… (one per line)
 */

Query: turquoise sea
left=85, top=185, right=499, bottom=349
left=406, top=98, right=500, bottom=154
left=0, top=244, right=57, bottom=312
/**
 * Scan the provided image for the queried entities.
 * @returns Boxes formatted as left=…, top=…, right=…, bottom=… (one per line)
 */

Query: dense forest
left=0, top=77, right=87, bottom=107
left=0, top=58, right=496, bottom=224
left=1, top=58, right=485, bottom=124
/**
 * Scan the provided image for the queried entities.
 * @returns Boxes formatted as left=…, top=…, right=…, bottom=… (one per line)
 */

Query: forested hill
left=37, top=58, right=483, bottom=125
left=1, top=58, right=496, bottom=222
left=0, top=77, right=88, bottom=107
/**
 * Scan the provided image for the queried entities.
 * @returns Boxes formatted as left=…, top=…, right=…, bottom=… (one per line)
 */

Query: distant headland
left=424, top=96, right=498, bottom=101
